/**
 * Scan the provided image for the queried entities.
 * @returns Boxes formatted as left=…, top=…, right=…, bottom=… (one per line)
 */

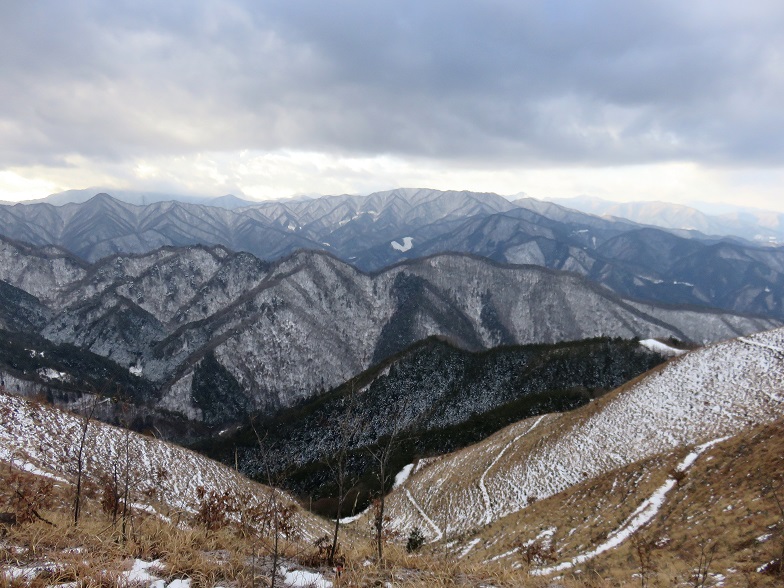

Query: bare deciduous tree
left=631, top=532, right=656, bottom=588
left=251, top=423, right=299, bottom=588
left=119, top=425, right=137, bottom=543
left=72, top=392, right=108, bottom=524
left=366, top=398, right=411, bottom=565
left=690, top=539, right=718, bottom=588
left=324, top=385, right=365, bottom=566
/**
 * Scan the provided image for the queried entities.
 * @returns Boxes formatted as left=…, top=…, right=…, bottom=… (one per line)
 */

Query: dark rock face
left=191, top=352, right=248, bottom=427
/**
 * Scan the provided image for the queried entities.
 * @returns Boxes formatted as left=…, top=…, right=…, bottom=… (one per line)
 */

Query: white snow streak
left=0, top=453, right=68, bottom=484
left=531, top=437, right=729, bottom=576
left=338, top=507, right=369, bottom=524
left=738, top=337, right=784, bottom=355
left=458, top=538, right=482, bottom=559
left=403, top=488, right=443, bottom=542
left=479, top=416, right=545, bottom=525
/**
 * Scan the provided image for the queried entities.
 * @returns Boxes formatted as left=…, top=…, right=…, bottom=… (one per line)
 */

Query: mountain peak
left=91, top=192, right=117, bottom=202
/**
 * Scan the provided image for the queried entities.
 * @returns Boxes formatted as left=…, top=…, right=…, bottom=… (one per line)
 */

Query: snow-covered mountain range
left=0, top=235, right=777, bottom=431
left=3, top=189, right=784, bottom=319
left=3, top=187, right=783, bottom=584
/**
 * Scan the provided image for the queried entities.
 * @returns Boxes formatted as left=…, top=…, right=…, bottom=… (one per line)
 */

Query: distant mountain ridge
left=553, top=195, right=784, bottom=245
left=36, top=186, right=784, bottom=245
left=26, top=187, right=258, bottom=209
left=3, top=189, right=784, bottom=319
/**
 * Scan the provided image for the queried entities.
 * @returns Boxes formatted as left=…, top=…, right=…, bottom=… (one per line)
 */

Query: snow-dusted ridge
left=384, top=327, right=784, bottom=540
left=0, top=391, right=328, bottom=539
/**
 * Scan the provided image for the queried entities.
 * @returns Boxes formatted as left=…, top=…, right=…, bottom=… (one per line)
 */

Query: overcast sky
left=1, top=1, right=783, bottom=210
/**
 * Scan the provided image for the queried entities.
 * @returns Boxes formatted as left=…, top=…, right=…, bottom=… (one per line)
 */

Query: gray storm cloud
left=1, top=0, right=782, bottom=169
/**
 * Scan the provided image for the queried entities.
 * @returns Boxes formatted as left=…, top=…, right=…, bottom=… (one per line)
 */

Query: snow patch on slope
left=639, top=339, right=686, bottom=357
left=394, top=463, right=415, bottom=488
left=391, top=237, right=413, bottom=252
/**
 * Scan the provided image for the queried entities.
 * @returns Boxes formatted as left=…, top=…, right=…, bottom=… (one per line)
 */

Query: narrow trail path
left=403, top=488, right=443, bottom=542
left=479, top=415, right=546, bottom=525
left=738, top=337, right=784, bottom=356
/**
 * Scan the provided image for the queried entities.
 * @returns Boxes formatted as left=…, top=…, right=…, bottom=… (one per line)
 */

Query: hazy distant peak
left=546, top=195, right=784, bottom=245
left=208, top=194, right=257, bottom=208
left=30, top=187, right=258, bottom=209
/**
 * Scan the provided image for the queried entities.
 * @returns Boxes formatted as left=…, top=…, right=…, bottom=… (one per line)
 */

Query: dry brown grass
left=3, top=415, right=783, bottom=588
left=0, top=513, right=313, bottom=588
left=637, top=419, right=784, bottom=587
left=0, top=460, right=324, bottom=588
left=445, top=418, right=784, bottom=587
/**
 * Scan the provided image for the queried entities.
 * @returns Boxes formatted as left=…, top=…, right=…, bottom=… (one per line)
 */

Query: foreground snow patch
left=394, top=463, right=415, bottom=488
left=124, top=560, right=169, bottom=586
left=3, top=564, right=59, bottom=582
left=1, top=559, right=331, bottom=588
left=283, top=567, right=333, bottom=587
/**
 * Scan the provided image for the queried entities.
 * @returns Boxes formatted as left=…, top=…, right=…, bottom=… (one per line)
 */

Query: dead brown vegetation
left=456, top=418, right=784, bottom=587
left=3, top=387, right=784, bottom=587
